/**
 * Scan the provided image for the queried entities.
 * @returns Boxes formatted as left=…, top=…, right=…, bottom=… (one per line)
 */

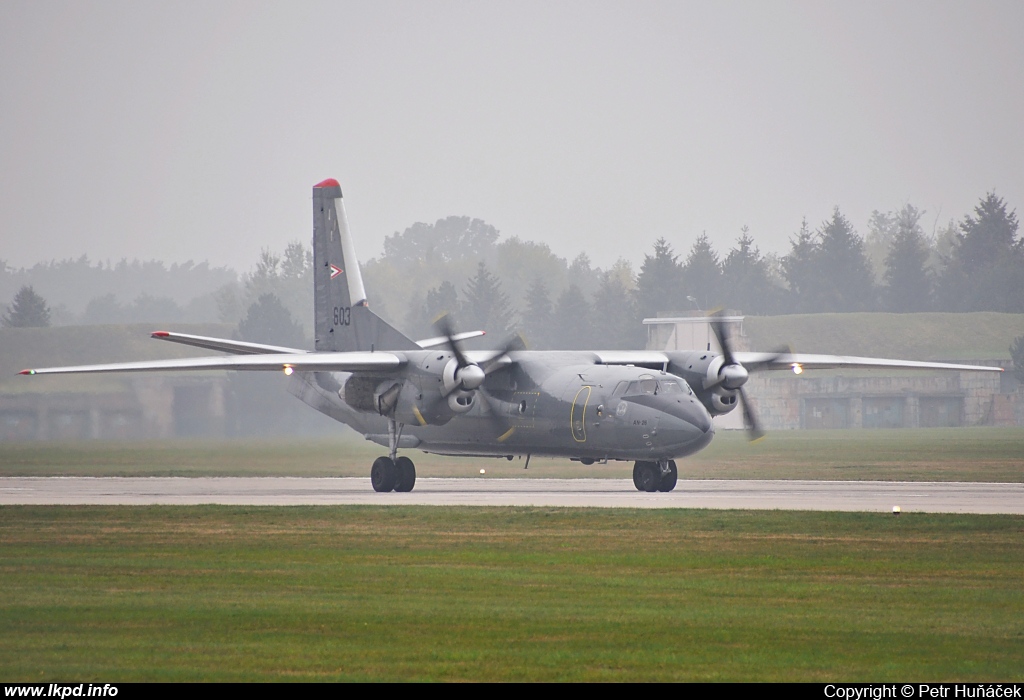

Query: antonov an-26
left=21, top=179, right=1002, bottom=493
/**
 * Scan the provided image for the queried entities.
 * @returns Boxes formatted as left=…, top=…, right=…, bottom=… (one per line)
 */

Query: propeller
left=432, top=315, right=522, bottom=433
left=434, top=314, right=486, bottom=395
left=703, top=311, right=784, bottom=441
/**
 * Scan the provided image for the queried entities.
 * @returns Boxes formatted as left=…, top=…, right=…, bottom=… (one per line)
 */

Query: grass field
left=1, top=427, right=1022, bottom=481
left=1, top=506, right=1021, bottom=681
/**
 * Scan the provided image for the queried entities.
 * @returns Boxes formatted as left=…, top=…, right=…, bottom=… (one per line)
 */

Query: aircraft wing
left=150, top=331, right=307, bottom=355
left=733, top=352, right=1002, bottom=373
left=592, top=350, right=1001, bottom=373
left=20, top=352, right=405, bottom=376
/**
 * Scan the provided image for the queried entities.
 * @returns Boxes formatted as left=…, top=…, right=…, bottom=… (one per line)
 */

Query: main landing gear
left=371, top=418, right=417, bottom=492
left=632, top=460, right=678, bottom=493
left=370, top=455, right=416, bottom=492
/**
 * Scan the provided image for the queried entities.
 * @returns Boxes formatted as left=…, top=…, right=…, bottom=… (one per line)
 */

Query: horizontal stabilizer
left=416, top=330, right=486, bottom=348
left=151, top=331, right=306, bottom=356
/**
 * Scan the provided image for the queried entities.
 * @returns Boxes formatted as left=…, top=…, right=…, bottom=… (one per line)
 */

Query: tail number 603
left=333, top=306, right=351, bottom=326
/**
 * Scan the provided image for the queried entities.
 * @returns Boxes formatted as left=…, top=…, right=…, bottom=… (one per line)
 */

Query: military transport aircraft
left=20, top=178, right=1002, bottom=493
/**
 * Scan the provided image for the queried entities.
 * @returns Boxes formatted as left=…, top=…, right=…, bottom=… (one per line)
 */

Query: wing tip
left=151, top=331, right=170, bottom=338
left=19, top=369, right=34, bottom=375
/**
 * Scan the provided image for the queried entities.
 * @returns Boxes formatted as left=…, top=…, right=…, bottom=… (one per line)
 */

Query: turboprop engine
left=442, top=356, right=485, bottom=413
left=702, top=354, right=746, bottom=413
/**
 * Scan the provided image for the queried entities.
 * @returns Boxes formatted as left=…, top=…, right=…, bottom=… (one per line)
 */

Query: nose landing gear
left=632, top=460, right=678, bottom=492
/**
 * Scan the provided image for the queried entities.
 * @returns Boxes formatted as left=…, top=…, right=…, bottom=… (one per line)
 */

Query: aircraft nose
left=657, top=397, right=713, bottom=434
left=653, top=400, right=715, bottom=456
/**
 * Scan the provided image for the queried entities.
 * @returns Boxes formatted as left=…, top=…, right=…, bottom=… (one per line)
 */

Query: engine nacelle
left=704, top=355, right=741, bottom=415
left=665, top=351, right=740, bottom=417
left=440, top=357, right=483, bottom=414
left=447, top=390, right=475, bottom=414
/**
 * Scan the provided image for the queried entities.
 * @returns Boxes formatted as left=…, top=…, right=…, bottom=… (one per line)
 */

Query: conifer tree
left=2, top=285, right=51, bottom=327
left=521, top=278, right=555, bottom=349
left=721, top=228, right=779, bottom=314
left=938, top=193, right=1023, bottom=311
left=680, top=233, right=722, bottom=311
left=815, top=207, right=875, bottom=312
left=461, top=261, right=514, bottom=341
left=551, top=284, right=593, bottom=350
left=782, top=218, right=820, bottom=313
left=592, top=272, right=643, bottom=349
left=635, top=238, right=683, bottom=318
left=883, top=205, right=932, bottom=312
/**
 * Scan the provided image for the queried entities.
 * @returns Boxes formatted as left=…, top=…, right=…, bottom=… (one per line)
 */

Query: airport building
left=0, top=376, right=227, bottom=441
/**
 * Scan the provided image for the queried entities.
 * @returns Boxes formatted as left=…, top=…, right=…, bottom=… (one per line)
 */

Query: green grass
left=2, top=427, right=1022, bottom=481
left=0, top=506, right=1021, bottom=681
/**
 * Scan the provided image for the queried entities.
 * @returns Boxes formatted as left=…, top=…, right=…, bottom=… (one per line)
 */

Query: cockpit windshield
left=621, top=378, right=692, bottom=396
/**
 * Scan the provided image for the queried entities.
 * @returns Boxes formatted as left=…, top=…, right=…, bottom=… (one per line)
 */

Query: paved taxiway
left=0, top=477, right=1021, bottom=513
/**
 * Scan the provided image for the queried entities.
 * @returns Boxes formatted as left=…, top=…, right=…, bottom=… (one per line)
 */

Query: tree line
left=4, top=193, right=1023, bottom=352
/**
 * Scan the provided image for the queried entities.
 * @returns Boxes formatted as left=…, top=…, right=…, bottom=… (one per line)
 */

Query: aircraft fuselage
left=291, top=351, right=715, bottom=462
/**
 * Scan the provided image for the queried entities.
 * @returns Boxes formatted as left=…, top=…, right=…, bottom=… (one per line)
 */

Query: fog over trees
left=2, top=193, right=1022, bottom=350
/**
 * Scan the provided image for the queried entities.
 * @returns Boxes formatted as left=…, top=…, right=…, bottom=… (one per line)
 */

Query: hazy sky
left=2, top=1, right=1022, bottom=274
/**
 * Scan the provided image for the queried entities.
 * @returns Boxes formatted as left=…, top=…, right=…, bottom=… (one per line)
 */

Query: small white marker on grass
left=892, top=505, right=901, bottom=516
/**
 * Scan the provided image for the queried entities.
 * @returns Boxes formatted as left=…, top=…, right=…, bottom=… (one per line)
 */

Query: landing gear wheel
left=632, top=461, right=661, bottom=492
left=371, top=456, right=397, bottom=492
left=394, top=456, right=416, bottom=492
left=657, top=460, right=678, bottom=492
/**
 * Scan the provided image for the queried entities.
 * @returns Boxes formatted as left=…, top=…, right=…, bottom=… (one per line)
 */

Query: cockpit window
left=623, top=379, right=691, bottom=396
left=622, top=380, right=688, bottom=397
left=659, top=380, right=684, bottom=394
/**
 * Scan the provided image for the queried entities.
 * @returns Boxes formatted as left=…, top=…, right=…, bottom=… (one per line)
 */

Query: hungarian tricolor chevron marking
left=330, top=264, right=343, bottom=279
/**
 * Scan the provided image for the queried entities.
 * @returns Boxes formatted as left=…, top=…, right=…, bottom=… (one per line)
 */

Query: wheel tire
left=633, top=461, right=661, bottom=492
left=657, top=460, right=678, bottom=492
left=371, top=456, right=397, bottom=492
left=632, top=461, right=645, bottom=490
left=394, top=456, right=416, bottom=492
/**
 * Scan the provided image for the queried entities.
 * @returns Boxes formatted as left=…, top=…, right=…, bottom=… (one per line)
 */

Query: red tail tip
left=314, top=178, right=340, bottom=188
left=151, top=331, right=170, bottom=337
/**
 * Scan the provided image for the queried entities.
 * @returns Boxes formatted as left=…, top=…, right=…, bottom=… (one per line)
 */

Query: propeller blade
left=478, top=387, right=514, bottom=437
left=433, top=313, right=471, bottom=369
left=737, top=386, right=764, bottom=441
left=708, top=311, right=737, bottom=367
left=742, top=346, right=792, bottom=373
left=481, top=333, right=526, bottom=374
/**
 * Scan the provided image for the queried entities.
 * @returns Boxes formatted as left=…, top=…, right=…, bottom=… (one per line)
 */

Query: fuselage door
left=571, top=385, right=592, bottom=442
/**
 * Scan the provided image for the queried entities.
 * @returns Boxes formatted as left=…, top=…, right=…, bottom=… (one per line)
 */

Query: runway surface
left=1, top=477, right=1021, bottom=513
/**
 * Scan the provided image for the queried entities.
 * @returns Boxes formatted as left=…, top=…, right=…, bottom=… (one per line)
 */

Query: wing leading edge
left=592, top=350, right=1001, bottom=373
left=20, top=351, right=404, bottom=376
left=732, top=352, right=1002, bottom=373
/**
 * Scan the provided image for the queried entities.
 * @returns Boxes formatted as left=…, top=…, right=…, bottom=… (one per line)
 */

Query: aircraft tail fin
left=312, top=179, right=418, bottom=352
